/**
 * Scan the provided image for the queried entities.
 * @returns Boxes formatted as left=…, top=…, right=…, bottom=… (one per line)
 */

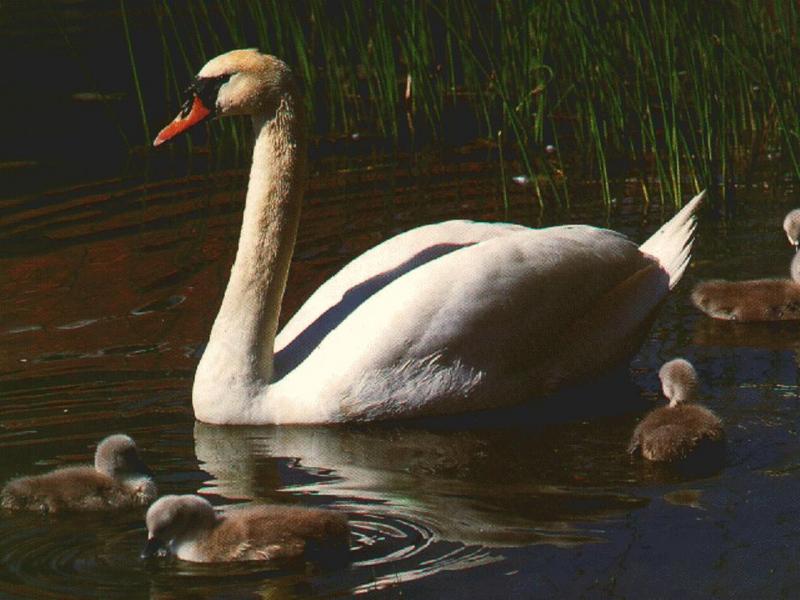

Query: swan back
left=272, top=224, right=653, bottom=422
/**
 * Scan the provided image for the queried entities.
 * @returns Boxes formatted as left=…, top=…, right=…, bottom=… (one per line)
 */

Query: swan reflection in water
left=193, top=419, right=649, bottom=550
left=693, top=317, right=800, bottom=353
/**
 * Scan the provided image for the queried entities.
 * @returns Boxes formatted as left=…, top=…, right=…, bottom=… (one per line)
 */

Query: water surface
left=2, top=157, right=800, bottom=598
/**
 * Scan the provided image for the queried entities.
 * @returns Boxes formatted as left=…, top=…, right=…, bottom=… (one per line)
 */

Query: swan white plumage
left=154, top=49, right=704, bottom=425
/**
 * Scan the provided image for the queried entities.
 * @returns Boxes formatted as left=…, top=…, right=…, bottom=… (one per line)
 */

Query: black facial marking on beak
left=182, top=73, right=233, bottom=118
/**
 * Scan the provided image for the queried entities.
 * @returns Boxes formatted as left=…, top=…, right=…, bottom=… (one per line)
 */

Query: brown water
left=2, top=153, right=800, bottom=598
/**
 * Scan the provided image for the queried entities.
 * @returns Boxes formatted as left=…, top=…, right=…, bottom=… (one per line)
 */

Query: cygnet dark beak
left=140, top=536, right=167, bottom=560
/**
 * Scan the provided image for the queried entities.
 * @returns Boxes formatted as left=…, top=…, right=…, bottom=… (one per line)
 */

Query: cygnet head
left=154, top=49, right=297, bottom=146
left=142, top=494, right=217, bottom=559
left=94, top=434, right=151, bottom=479
left=658, top=358, right=699, bottom=407
left=783, top=209, right=800, bottom=251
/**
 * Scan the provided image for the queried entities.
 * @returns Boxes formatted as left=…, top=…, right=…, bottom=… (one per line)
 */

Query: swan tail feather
left=638, top=190, right=705, bottom=289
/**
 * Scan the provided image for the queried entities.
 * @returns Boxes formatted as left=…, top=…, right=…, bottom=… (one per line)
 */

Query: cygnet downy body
left=629, top=359, right=724, bottom=462
left=1, top=434, right=156, bottom=513
left=691, top=248, right=800, bottom=321
left=142, top=494, right=350, bottom=563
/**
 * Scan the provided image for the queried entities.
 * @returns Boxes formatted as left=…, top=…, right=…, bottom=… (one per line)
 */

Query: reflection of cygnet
left=628, top=359, right=724, bottom=462
left=692, top=252, right=800, bottom=321
left=1, top=434, right=156, bottom=513
left=142, top=494, right=350, bottom=563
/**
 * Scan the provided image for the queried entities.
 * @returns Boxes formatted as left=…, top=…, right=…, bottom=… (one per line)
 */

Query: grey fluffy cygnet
left=628, top=359, right=724, bottom=462
left=783, top=209, right=800, bottom=250
left=691, top=245, right=800, bottom=321
left=142, top=494, right=350, bottom=563
left=1, top=434, right=156, bottom=513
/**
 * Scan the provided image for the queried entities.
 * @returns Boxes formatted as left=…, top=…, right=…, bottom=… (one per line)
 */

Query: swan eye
left=181, top=74, right=233, bottom=117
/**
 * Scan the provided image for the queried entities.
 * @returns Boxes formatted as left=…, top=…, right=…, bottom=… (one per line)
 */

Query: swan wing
left=273, top=219, right=526, bottom=374
left=272, top=225, right=656, bottom=422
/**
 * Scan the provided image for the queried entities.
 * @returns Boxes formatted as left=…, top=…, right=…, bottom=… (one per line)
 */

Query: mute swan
left=628, top=359, right=724, bottom=462
left=691, top=248, right=800, bottom=321
left=154, top=49, right=704, bottom=424
left=1, top=434, right=156, bottom=513
left=142, top=494, right=349, bottom=563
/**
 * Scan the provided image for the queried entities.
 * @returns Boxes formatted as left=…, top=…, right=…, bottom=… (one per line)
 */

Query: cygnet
left=629, top=359, right=724, bottom=462
left=142, top=494, right=350, bottom=563
left=691, top=252, right=800, bottom=321
left=1, top=434, right=156, bottom=513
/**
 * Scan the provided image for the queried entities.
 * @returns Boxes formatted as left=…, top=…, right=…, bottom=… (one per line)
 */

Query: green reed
left=132, top=0, right=800, bottom=208
left=120, top=0, right=150, bottom=143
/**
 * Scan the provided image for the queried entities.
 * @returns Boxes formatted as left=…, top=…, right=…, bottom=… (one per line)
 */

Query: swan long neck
left=194, top=90, right=306, bottom=419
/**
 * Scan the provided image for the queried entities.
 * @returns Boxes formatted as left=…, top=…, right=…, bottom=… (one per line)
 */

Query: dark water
left=2, top=148, right=800, bottom=598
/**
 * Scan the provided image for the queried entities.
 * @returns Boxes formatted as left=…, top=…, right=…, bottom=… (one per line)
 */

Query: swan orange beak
left=153, top=96, right=212, bottom=147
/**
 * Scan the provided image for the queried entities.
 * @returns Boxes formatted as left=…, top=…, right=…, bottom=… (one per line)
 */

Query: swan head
left=94, top=434, right=152, bottom=479
left=658, top=358, right=699, bottom=407
left=142, top=494, right=217, bottom=559
left=783, top=209, right=800, bottom=251
left=153, top=49, right=296, bottom=146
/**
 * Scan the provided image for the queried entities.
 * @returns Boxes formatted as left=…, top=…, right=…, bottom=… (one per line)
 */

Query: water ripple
left=0, top=514, right=148, bottom=598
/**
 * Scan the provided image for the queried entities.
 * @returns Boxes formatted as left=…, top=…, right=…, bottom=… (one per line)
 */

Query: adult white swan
left=154, top=49, right=704, bottom=425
